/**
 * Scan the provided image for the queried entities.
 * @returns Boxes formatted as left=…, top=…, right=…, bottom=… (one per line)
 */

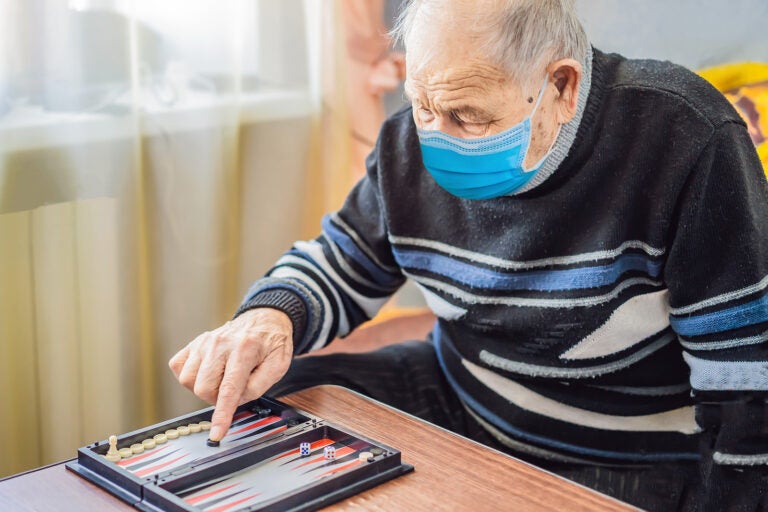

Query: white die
left=323, top=446, right=336, bottom=460
left=299, top=442, right=310, bottom=456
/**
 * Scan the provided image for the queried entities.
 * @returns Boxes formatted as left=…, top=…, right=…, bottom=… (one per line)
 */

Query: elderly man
left=169, top=1, right=768, bottom=510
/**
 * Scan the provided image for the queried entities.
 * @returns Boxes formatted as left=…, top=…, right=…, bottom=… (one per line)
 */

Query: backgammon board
left=66, top=396, right=413, bottom=511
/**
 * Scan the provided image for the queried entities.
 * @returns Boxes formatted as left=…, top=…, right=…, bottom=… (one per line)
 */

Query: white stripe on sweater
left=670, top=274, right=768, bottom=315
left=320, top=233, right=391, bottom=292
left=713, top=452, right=768, bottom=466
left=463, top=359, right=699, bottom=434
left=408, top=272, right=662, bottom=308
left=679, top=328, right=768, bottom=351
left=294, top=240, right=390, bottom=319
left=389, top=236, right=664, bottom=270
left=561, top=290, right=670, bottom=360
left=683, top=353, right=768, bottom=391
left=415, top=283, right=468, bottom=320
left=330, top=213, right=401, bottom=273
left=463, top=405, right=599, bottom=464
left=270, top=260, right=340, bottom=348
left=480, top=333, right=675, bottom=378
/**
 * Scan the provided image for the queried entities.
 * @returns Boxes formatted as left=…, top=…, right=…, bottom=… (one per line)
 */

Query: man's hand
left=168, top=308, right=293, bottom=442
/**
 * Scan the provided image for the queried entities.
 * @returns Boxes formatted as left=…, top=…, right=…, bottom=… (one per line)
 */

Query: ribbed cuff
left=234, top=289, right=308, bottom=346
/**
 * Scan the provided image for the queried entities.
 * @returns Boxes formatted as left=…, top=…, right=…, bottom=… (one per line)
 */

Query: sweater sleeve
left=234, top=151, right=406, bottom=354
left=664, top=120, right=768, bottom=511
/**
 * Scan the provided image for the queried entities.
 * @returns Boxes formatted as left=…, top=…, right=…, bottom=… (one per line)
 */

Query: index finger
left=208, top=353, right=251, bottom=442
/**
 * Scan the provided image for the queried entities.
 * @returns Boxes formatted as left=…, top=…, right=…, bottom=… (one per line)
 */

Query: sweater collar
left=510, top=46, right=594, bottom=195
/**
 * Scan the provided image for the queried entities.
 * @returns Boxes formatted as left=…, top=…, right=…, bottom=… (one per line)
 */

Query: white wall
left=575, top=0, right=768, bottom=70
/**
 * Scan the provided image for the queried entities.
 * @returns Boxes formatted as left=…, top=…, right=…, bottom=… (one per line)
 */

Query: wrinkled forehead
left=403, top=1, right=522, bottom=97
left=403, top=60, right=512, bottom=102
left=404, top=34, right=518, bottom=103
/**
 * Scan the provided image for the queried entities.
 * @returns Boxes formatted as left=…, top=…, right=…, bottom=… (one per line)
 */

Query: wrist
left=234, top=288, right=308, bottom=346
left=239, top=307, right=292, bottom=333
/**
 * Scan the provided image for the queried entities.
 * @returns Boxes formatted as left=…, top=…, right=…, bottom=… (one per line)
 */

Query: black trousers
left=269, top=340, right=699, bottom=511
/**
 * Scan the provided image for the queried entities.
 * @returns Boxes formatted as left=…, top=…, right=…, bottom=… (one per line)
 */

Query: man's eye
left=451, top=111, right=485, bottom=127
left=451, top=112, right=488, bottom=134
left=417, top=107, right=434, bottom=122
left=450, top=112, right=466, bottom=125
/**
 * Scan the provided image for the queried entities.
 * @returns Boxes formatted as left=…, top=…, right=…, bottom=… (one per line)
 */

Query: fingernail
left=209, top=426, right=222, bottom=441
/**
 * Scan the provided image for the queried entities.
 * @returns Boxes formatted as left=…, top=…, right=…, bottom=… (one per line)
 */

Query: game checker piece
left=66, top=396, right=412, bottom=512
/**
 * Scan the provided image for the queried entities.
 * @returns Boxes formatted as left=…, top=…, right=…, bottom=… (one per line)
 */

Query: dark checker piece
left=254, top=406, right=272, bottom=417
left=206, top=439, right=220, bottom=447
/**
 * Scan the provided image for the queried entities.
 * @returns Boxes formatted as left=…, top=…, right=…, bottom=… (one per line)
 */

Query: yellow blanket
left=699, top=62, right=768, bottom=174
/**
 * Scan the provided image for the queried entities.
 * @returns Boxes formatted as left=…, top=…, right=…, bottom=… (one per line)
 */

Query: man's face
left=404, top=50, right=535, bottom=139
left=403, top=19, right=562, bottom=168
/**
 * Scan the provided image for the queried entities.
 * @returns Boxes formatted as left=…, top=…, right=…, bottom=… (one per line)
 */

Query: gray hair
left=392, top=0, right=589, bottom=85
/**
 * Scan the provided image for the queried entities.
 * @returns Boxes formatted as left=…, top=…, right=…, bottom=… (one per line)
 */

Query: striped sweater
left=238, top=49, right=768, bottom=505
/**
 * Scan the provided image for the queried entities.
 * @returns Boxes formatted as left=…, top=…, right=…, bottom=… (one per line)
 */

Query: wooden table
left=0, top=385, right=637, bottom=511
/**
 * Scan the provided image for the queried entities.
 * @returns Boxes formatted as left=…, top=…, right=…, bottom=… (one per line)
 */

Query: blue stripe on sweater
left=321, top=215, right=402, bottom=287
left=671, top=293, right=768, bottom=336
left=392, top=248, right=662, bottom=292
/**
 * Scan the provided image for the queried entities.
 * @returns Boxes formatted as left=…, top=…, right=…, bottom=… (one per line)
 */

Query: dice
left=323, top=446, right=336, bottom=460
left=300, top=442, right=310, bottom=457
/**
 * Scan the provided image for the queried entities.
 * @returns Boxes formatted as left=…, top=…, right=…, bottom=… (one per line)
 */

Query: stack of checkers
left=103, top=421, right=212, bottom=462
left=359, top=447, right=384, bottom=462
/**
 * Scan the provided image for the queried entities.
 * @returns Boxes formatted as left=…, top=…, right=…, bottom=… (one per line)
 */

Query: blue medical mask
left=417, top=79, right=558, bottom=200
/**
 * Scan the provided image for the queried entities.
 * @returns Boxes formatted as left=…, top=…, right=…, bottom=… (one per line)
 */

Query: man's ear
left=547, top=58, right=582, bottom=124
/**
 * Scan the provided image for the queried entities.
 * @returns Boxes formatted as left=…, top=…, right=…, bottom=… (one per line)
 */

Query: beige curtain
left=301, top=0, right=353, bottom=233
left=340, top=0, right=405, bottom=181
left=302, top=0, right=406, bottom=225
left=0, top=0, right=349, bottom=477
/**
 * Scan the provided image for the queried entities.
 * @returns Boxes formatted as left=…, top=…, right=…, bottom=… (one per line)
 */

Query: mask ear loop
left=519, top=77, right=551, bottom=171
left=524, top=123, right=562, bottom=172
left=528, top=76, right=550, bottom=120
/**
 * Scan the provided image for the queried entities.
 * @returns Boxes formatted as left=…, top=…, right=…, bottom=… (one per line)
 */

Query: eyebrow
left=403, top=83, right=496, bottom=122
left=454, top=104, right=490, bottom=116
